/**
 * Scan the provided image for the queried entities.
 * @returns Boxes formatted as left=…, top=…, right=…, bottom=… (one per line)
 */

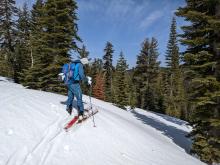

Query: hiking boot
left=78, top=115, right=83, bottom=121
left=66, top=108, right=72, bottom=115
left=84, top=111, right=89, bottom=117
left=78, top=111, right=84, bottom=116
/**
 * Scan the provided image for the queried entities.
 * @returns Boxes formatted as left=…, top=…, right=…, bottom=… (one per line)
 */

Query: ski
left=64, top=108, right=98, bottom=131
left=77, top=109, right=98, bottom=124
left=64, top=115, right=78, bottom=131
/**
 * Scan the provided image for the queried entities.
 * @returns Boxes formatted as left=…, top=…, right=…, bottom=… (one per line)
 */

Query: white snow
left=0, top=77, right=206, bottom=165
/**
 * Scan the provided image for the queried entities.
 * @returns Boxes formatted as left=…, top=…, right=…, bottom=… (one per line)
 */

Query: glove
left=87, top=76, right=92, bottom=85
left=58, top=73, right=65, bottom=81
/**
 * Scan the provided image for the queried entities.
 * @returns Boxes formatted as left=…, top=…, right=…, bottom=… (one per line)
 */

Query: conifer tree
left=40, top=0, right=81, bottom=92
left=15, top=3, right=31, bottom=83
left=93, top=72, right=105, bottom=100
left=146, top=37, right=160, bottom=111
left=127, top=69, right=136, bottom=110
left=22, top=0, right=45, bottom=89
left=114, top=52, right=129, bottom=109
left=166, top=17, right=178, bottom=69
left=89, top=58, right=103, bottom=90
left=176, top=0, right=220, bottom=163
left=165, top=17, right=186, bottom=118
left=156, top=68, right=166, bottom=114
left=133, top=39, right=150, bottom=109
left=0, top=0, right=18, bottom=81
left=148, top=38, right=160, bottom=83
left=134, top=38, right=161, bottom=111
left=103, top=41, right=114, bottom=102
left=78, top=45, right=89, bottom=59
left=0, top=53, right=12, bottom=77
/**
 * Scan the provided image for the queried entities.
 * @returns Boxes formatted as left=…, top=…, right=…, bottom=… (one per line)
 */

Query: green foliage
left=114, top=52, right=129, bottom=109
left=103, top=42, right=114, bottom=102
left=0, top=0, right=18, bottom=81
left=155, top=69, right=166, bottom=114
left=41, top=0, right=81, bottom=92
left=21, top=0, right=81, bottom=93
left=15, top=3, right=32, bottom=83
left=21, top=0, right=45, bottom=89
left=127, top=68, right=136, bottom=110
left=164, top=17, right=186, bottom=119
left=134, top=38, right=161, bottom=112
left=133, top=39, right=150, bottom=108
left=0, top=51, right=13, bottom=77
left=0, top=2, right=219, bottom=164
left=176, top=0, right=220, bottom=163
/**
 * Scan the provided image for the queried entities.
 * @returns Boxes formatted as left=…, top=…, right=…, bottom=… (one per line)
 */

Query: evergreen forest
left=0, top=0, right=219, bottom=164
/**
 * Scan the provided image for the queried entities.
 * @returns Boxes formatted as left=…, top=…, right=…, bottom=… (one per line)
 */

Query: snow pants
left=66, top=83, right=84, bottom=115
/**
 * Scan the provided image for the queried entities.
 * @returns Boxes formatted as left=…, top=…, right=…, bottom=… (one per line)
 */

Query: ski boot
left=66, top=107, right=72, bottom=115
left=78, top=111, right=84, bottom=122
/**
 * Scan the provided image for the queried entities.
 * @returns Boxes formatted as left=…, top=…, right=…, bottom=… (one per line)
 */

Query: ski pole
left=89, top=83, right=96, bottom=127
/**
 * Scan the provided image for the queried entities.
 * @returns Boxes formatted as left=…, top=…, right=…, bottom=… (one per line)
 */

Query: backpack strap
left=67, top=63, right=71, bottom=79
left=73, top=63, right=79, bottom=80
left=64, top=63, right=71, bottom=84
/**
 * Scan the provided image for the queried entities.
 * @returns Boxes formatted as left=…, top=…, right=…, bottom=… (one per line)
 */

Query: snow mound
left=0, top=77, right=206, bottom=165
left=0, top=77, right=14, bottom=83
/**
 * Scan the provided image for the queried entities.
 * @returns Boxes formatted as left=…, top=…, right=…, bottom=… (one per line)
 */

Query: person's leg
left=73, top=83, right=84, bottom=116
left=66, top=84, right=74, bottom=114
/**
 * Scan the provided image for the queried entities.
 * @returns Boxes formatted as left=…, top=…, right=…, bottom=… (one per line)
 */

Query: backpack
left=62, top=62, right=80, bottom=85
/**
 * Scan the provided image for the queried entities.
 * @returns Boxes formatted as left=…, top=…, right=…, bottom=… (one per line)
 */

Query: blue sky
left=16, top=0, right=187, bottom=68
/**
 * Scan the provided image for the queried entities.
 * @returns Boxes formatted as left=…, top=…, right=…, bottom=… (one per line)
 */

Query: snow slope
left=0, top=77, right=205, bottom=165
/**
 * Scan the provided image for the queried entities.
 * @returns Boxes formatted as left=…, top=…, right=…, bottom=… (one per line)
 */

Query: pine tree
left=15, top=3, right=31, bottom=83
left=133, top=39, right=150, bottom=109
left=93, top=72, right=105, bottom=100
left=22, top=0, right=81, bottom=92
left=176, top=0, right=220, bottom=163
left=90, top=58, right=103, bottom=88
left=134, top=38, right=160, bottom=112
left=148, top=38, right=160, bottom=84
left=0, top=0, right=18, bottom=81
left=0, top=52, right=12, bottom=77
left=146, top=37, right=160, bottom=112
left=22, top=0, right=45, bottom=89
left=166, top=17, right=178, bottom=69
left=127, top=69, right=136, bottom=110
left=40, top=0, right=81, bottom=92
left=114, top=52, right=129, bottom=109
left=103, top=41, right=114, bottom=102
left=78, top=45, right=89, bottom=58
left=165, top=17, right=186, bottom=118
left=156, top=68, right=166, bottom=114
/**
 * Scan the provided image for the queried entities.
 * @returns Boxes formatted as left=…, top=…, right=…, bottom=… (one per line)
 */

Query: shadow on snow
left=131, top=110, right=192, bottom=153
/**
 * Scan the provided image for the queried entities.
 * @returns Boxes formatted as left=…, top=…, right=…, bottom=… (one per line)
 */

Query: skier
left=59, top=58, right=91, bottom=120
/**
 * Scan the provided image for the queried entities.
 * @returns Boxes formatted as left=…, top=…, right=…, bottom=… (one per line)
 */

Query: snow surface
left=0, top=77, right=206, bottom=165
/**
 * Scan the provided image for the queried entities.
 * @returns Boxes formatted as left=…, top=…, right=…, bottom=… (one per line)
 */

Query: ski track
left=0, top=85, right=64, bottom=164
left=6, top=146, right=29, bottom=165
left=21, top=113, right=82, bottom=165
left=3, top=81, right=63, bottom=164
left=21, top=115, right=67, bottom=165
left=0, top=80, right=206, bottom=165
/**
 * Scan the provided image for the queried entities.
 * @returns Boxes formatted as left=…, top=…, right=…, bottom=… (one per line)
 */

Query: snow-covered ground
left=0, top=77, right=205, bottom=165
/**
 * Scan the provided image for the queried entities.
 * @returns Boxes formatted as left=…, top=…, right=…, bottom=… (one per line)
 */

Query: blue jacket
left=74, top=60, right=87, bottom=82
left=62, top=60, right=87, bottom=85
